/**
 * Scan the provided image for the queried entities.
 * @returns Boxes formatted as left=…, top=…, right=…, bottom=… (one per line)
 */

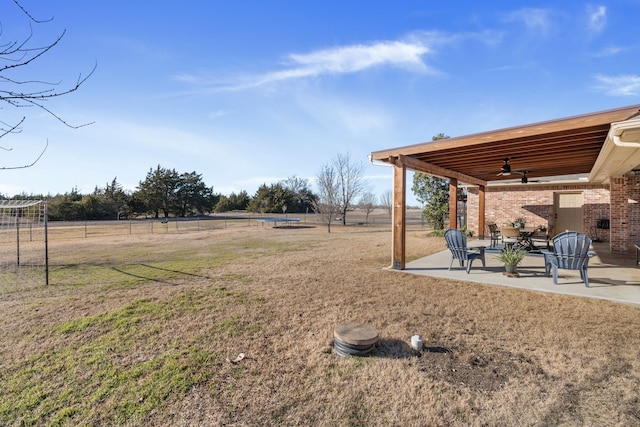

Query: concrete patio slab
left=400, top=241, right=640, bottom=306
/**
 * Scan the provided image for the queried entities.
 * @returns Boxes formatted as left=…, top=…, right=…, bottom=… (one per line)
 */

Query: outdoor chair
left=487, top=223, right=501, bottom=248
left=500, top=227, right=522, bottom=249
left=541, top=231, right=594, bottom=287
left=444, top=228, right=486, bottom=273
left=530, top=227, right=551, bottom=250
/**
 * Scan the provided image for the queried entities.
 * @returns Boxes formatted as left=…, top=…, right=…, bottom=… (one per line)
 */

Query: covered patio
left=401, top=240, right=640, bottom=306
left=370, top=104, right=640, bottom=270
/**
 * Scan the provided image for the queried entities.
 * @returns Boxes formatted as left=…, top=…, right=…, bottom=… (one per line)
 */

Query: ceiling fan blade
left=498, top=157, right=512, bottom=175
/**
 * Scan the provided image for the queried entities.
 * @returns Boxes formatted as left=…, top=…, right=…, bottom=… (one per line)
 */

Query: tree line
left=2, top=165, right=320, bottom=221
left=3, top=153, right=395, bottom=227
left=5, top=146, right=451, bottom=230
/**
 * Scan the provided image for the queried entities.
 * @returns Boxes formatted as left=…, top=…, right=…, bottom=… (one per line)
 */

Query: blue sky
left=2, top=1, right=640, bottom=206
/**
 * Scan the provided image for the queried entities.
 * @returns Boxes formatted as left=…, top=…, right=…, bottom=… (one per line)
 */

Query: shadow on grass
left=50, top=262, right=214, bottom=287
left=374, top=339, right=453, bottom=359
left=137, top=263, right=212, bottom=279
left=268, top=225, right=316, bottom=230
left=110, top=263, right=213, bottom=286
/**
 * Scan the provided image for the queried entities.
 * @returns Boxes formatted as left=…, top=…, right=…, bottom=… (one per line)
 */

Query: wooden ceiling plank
left=414, top=132, right=608, bottom=161
left=423, top=132, right=608, bottom=158
left=415, top=144, right=604, bottom=169
left=425, top=151, right=601, bottom=172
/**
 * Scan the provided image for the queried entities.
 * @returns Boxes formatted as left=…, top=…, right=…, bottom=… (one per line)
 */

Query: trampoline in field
left=257, top=217, right=301, bottom=227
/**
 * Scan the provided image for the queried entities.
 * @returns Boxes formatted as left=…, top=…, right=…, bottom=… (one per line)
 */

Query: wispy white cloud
left=207, top=110, right=227, bottom=120
left=593, top=45, right=624, bottom=57
left=594, top=74, right=640, bottom=96
left=175, top=30, right=501, bottom=94
left=503, top=8, right=552, bottom=33
left=174, top=73, right=203, bottom=84
left=408, top=29, right=503, bottom=49
left=233, top=40, right=433, bottom=91
left=289, top=41, right=430, bottom=74
left=177, top=35, right=453, bottom=93
left=587, top=5, right=607, bottom=33
left=488, top=63, right=532, bottom=72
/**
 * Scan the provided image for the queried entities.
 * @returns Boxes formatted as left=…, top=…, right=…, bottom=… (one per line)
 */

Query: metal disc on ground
left=334, top=323, right=379, bottom=357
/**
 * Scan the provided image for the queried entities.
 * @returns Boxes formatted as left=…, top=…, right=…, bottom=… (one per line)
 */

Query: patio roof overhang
left=371, top=104, right=640, bottom=270
left=371, top=104, right=640, bottom=185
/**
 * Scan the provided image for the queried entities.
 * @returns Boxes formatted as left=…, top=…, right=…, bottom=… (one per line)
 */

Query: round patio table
left=518, top=228, right=536, bottom=251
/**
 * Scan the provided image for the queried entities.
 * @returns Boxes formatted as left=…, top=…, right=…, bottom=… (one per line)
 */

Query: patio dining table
left=518, top=227, right=537, bottom=251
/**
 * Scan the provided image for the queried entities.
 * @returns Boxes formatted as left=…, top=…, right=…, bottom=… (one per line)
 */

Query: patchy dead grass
left=1, top=223, right=640, bottom=426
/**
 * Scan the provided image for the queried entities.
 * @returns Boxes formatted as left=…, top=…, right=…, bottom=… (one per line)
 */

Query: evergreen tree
left=280, top=176, right=316, bottom=213
left=136, top=165, right=180, bottom=218
left=175, top=171, right=215, bottom=217
left=104, top=178, right=130, bottom=219
left=411, top=133, right=458, bottom=230
left=47, top=188, right=84, bottom=220
left=247, top=183, right=294, bottom=213
left=412, top=174, right=450, bottom=230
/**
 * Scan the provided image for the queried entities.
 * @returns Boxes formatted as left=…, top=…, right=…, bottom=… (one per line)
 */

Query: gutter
left=612, top=119, right=640, bottom=146
left=589, top=118, right=640, bottom=183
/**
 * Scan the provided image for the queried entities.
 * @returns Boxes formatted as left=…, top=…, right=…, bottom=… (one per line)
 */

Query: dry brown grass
left=2, top=222, right=640, bottom=426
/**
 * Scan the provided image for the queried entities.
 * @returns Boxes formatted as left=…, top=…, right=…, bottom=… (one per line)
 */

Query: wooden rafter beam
left=392, top=154, right=487, bottom=187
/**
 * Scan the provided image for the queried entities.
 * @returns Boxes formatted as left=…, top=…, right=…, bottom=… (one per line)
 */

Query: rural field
left=1, top=214, right=640, bottom=426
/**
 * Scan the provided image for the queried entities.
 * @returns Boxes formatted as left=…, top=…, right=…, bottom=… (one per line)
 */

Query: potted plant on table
left=512, top=217, right=526, bottom=228
left=496, top=245, right=526, bottom=275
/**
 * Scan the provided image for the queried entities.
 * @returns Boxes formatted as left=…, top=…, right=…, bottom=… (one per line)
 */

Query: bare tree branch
left=0, top=117, right=25, bottom=144
left=1, top=1, right=94, bottom=169
left=11, top=0, right=54, bottom=24
left=0, top=138, right=47, bottom=170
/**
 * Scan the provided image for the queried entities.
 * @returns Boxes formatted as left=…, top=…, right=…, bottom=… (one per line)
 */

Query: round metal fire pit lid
left=334, top=322, right=379, bottom=346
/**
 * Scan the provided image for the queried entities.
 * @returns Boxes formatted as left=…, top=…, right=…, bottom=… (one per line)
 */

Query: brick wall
left=467, top=183, right=611, bottom=244
left=609, top=174, right=640, bottom=252
left=628, top=174, right=640, bottom=249
left=609, top=177, right=627, bottom=252
left=460, top=174, right=640, bottom=253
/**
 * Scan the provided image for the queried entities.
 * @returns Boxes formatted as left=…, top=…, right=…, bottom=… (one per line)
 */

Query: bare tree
left=358, top=191, right=377, bottom=224
left=313, top=163, right=340, bottom=233
left=380, top=189, right=392, bottom=218
left=333, top=153, right=368, bottom=226
left=1, top=0, right=95, bottom=169
left=281, top=175, right=308, bottom=194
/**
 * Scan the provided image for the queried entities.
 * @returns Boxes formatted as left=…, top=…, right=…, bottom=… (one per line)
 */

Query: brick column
left=609, top=177, right=629, bottom=252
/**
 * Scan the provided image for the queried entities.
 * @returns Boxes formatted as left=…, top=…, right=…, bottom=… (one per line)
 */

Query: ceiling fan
left=496, top=159, right=538, bottom=183
left=497, top=158, right=512, bottom=176
left=511, top=169, right=541, bottom=184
